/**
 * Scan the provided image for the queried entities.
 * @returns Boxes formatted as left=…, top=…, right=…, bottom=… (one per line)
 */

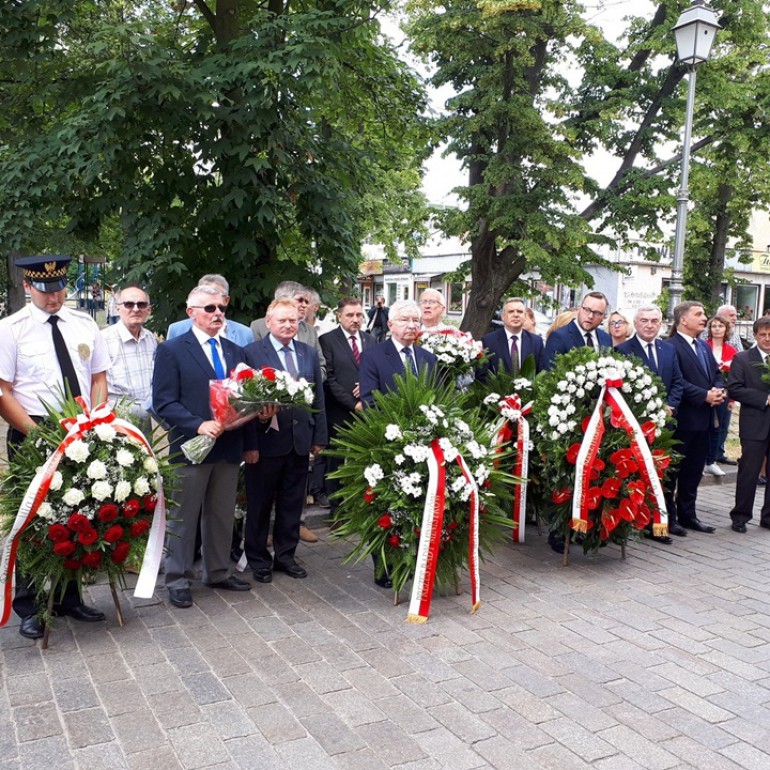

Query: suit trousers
left=665, top=429, right=709, bottom=525
left=729, top=438, right=770, bottom=526
left=245, top=451, right=308, bottom=570
left=165, top=462, right=240, bottom=590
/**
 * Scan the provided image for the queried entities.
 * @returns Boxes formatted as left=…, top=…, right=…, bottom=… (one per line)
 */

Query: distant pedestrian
left=366, top=293, right=389, bottom=343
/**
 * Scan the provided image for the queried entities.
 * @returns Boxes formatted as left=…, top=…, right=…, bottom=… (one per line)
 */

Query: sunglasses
left=190, top=304, right=227, bottom=313
left=120, top=301, right=150, bottom=310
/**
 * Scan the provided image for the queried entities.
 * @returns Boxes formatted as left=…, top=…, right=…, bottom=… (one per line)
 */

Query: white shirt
left=574, top=319, right=597, bottom=350
left=100, top=321, right=158, bottom=419
left=190, top=326, right=225, bottom=373
left=268, top=334, right=297, bottom=372
left=0, top=303, right=110, bottom=416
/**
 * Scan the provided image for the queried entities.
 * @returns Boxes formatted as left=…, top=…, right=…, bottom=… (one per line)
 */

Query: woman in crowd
left=608, top=311, right=631, bottom=347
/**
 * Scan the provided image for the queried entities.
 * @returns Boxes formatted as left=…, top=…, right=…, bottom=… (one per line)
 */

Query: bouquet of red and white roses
left=416, top=329, right=486, bottom=375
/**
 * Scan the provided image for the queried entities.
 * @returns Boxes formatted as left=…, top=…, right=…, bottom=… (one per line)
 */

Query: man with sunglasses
left=544, top=291, right=612, bottom=370
left=101, top=285, right=157, bottom=431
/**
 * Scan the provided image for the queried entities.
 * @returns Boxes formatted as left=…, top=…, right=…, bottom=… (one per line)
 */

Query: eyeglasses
left=119, top=301, right=150, bottom=310
left=608, top=320, right=627, bottom=328
left=190, top=304, right=227, bottom=313
left=294, top=297, right=310, bottom=304
left=392, top=317, right=421, bottom=325
left=420, top=300, right=441, bottom=307
left=581, top=306, right=606, bottom=318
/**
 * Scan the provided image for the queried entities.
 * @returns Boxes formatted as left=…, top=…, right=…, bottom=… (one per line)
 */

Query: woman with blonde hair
left=545, top=310, right=576, bottom=340
left=608, top=311, right=631, bottom=347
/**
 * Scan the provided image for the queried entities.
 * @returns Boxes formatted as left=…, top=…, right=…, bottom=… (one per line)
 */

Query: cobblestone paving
left=2, top=476, right=770, bottom=769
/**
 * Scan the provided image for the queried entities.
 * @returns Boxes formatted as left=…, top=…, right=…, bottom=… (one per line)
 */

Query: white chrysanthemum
left=114, top=480, right=132, bottom=502
left=37, top=502, right=55, bottom=521
left=133, top=477, right=151, bottom=496
left=115, top=448, right=135, bottom=467
left=364, top=464, right=385, bottom=488
left=474, top=465, right=489, bottom=486
left=94, top=423, right=117, bottom=443
left=62, top=488, right=85, bottom=506
left=483, top=392, right=501, bottom=405
left=575, top=388, right=585, bottom=399
left=622, top=382, right=632, bottom=393
left=64, top=440, right=90, bottom=463
left=49, top=471, right=63, bottom=491
left=465, top=440, right=487, bottom=459
left=385, top=424, right=402, bottom=441
left=557, top=423, right=569, bottom=434
left=91, top=481, right=113, bottom=501
left=549, top=415, right=560, bottom=427
left=86, top=459, right=108, bottom=480
left=455, top=420, right=471, bottom=436
left=143, top=456, right=158, bottom=474
left=403, top=443, right=431, bottom=463
left=394, top=454, right=405, bottom=466
left=439, top=438, right=458, bottom=462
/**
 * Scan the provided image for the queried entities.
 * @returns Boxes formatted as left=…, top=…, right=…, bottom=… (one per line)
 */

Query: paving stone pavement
left=3, top=478, right=770, bottom=770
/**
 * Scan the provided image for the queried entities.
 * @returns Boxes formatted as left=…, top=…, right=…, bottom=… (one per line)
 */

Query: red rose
left=143, top=495, right=157, bottom=513
left=82, top=551, right=102, bottom=568
left=104, top=525, right=124, bottom=544
left=387, top=534, right=401, bottom=547
left=53, top=541, right=76, bottom=556
left=78, top=527, right=98, bottom=546
left=364, top=488, right=376, bottom=504
left=123, top=499, right=141, bottom=518
left=67, top=513, right=90, bottom=532
left=260, top=367, right=277, bottom=382
left=111, top=542, right=131, bottom=564
left=377, top=514, right=392, bottom=529
left=98, top=504, right=119, bottom=523
left=130, top=519, right=151, bottom=537
left=552, top=487, right=572, bottom=505
left=48, top=524, right=70, bottom=543
left=235, top=368, right=255, bottom=381
left=63, top=559, right=82, bottom=570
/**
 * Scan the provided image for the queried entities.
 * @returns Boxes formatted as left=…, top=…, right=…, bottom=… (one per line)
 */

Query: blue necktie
left=646, top=343, right=657, bottom=373
left=282, top=345, right=298, bottom=377
left=207, top=338, right=226, bottom=379
left=693, top=340, right=708, bottom=375
left=402, top=347, right=418, bottom=375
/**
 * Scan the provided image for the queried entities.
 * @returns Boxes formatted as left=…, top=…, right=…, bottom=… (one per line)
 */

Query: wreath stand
left=561, top=530, right=627, bottom=568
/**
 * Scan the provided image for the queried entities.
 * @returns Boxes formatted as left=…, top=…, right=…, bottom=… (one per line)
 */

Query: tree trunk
left=708, top=183, right=733, bottom=309
left=6, top=250, right=25, bottom=314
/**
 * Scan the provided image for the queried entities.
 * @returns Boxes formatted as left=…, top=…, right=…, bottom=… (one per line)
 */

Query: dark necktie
left=47, top=315, right=81, bottom=398
left=282, top=345, right=298, bottom=377
left=510, top=335, right=520, bottom=376
left=350, top=335, right=360, bottom=365
left=584, top=332, right=593, bottom=349
left=647, top=343, right=657, bottom=373
left=402, top=347, right=418, bottom=375
left=207, top=338, right=226, bottom=379
left=693, top=340, right=708, bottom=375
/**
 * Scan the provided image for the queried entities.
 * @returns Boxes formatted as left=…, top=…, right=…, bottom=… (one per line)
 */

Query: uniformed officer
left=0, top=255, right=110, bottom=639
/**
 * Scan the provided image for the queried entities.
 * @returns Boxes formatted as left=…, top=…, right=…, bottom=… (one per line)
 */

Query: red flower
left=123, top=499, right=141, bottom=518
left=364, top=488, right=376, bottom=504
left=235, top=368, right=255, bottom=381
left=104, top=525, right=124, bottom=544
left=260, top=367, right=277, bottom=382
left=111, top=542, right=131, bottom=564
left=48, top=524, right=70, bottom=543
left=143, top=495, right=157, bottom=513
left=581, top=416, right=591, bottom=433
left=609, top=448, right=633, bottom=465
left=652, top=449, right=670, bottom=471
left=618, top=497, right=637, bottom=521
left=53, top=541, right=76, bottom=556
left=63, top=559, right=82, bottom=570
left=586, top=487, right=602, bottom=510
left=387, top=534, right=401, bottom=547
left=82, top=551, right=102, bottom=568
left=600, top=477, right=622, bottom=499
left=98, top=504, right=119, bottom=523
left=377, top=514, right=393, bottom=529
left=552, top=487, right=572, bottom=505
left=592, top=457, right=606, bottom=472
left=566, top=443, right=582, bottom=465
left=641, top=421, right=657, bottom=444
left=78, top=527, right=98, bottom=546
left=130, top=519, right=151, bottom=537
left=67, top=513, right=90, bottom=532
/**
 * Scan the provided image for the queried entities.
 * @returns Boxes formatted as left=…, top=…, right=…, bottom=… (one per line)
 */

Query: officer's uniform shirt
left=0, top=303, right=110, bottom=417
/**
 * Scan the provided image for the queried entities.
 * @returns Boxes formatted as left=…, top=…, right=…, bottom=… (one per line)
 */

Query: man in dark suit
left=319, top=297, right=375, bottom=512
left=153, top=285, right=256, bottom=609
left=617, top=305, right=684, bottom=544
left=366, top=293, right=390, bottom=343
left=360, top=299, right=438, bottom=407
left=544, top=291, right=613, bottom=370
left=243, top=298, right=327, bottom=583
left=480, top=297, right=544, bottom=378
left=727, top=316, right=770, bottom=533
left=664, top=301, right=726, bottom=536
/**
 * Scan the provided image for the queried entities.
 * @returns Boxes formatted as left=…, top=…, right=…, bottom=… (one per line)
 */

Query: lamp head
left=674, top=0, right=720, bottom=67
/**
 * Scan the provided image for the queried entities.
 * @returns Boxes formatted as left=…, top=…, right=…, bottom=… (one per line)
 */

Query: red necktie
left=350, top=335, right=360, bottom=365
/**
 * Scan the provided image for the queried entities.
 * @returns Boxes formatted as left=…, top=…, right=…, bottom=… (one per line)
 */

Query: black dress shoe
left=19, top=615, right=44, bottom=639
left=168, top=588, right=193, bottom=608
left=759, top=475, right=768, bottom=486
left=374, top=574, right=393, bottom=589
left=62, top=604, right=105, bottom=622
left=681, top=519, right=715, bottom=534
left=668, top=523, right=688, bottom=537
left=205, top=575, right=251, bottom=591
left=253, top=568, right=273, bottom=584
left=717, top=457, right=737, bottom=466
left=651, top=535, right=674, bottom=544
left=273, top=561, right=307, bottom=579
left=731, top=522, right=748, bottom=533
left=547, top=532, right=565, bottom=554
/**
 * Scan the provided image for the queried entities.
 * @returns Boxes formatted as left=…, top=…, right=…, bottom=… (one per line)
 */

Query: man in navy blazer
left=664, top=301, right=726, bottom=536
left=544, top=292, right=612, bottom=370
left=243, top=298, right=327, bottom=583
left=480, top=297, right=544, bottom=378
left=153, top=285, right=257, bottom=609
left=360, top=299, right=438, bottom=407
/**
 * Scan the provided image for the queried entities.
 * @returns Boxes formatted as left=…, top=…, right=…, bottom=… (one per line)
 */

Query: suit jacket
left=243, top=336, right=327, bottom=457
left=319, top=327, right=376, bottom=429
left=366, top=305, right=389, bottom=330
left=166, top=318, right=254, bottom=347
left=250, top=317, right=326, bottom=379
left=616, top=336, right=684, bottom=412
left=727, top=348, right=770, bottom=442
left=480, top=327, right=544, bottom=378
left=152, top=331, right=255, bottom=464
left=359, top=339, right=437, bottom=407
left=666, top=333, right=723, bottom=433
left=544, top=322, right=612, bottom=370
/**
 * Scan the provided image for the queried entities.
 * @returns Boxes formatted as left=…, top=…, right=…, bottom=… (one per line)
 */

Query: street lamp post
left=668, top=0, right=720, bottom=318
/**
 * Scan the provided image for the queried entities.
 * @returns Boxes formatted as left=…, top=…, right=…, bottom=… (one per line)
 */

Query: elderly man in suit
left=360, top=299, right=438, bottom=407
left=153, top=285, right=257, bottom=609
left=664, top=301, right=726, bottom=536
left=543, top=291, right=612, bottom=370
left=243, top=299, right=327, bottom=583
left=319, top=297, right=375, bottom=511
left=481, top=297, right=545, bottom=377
left=617, top=305, right=684, bottom=544
left=727, top=316, right=770, bottom=533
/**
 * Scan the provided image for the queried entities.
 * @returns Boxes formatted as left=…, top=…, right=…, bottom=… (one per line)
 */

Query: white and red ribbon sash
left=572, top=387, right=608, bottom=533
left=407, top=438, right=481, bottom=623
left=0, top=400, right=166, bottom=626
